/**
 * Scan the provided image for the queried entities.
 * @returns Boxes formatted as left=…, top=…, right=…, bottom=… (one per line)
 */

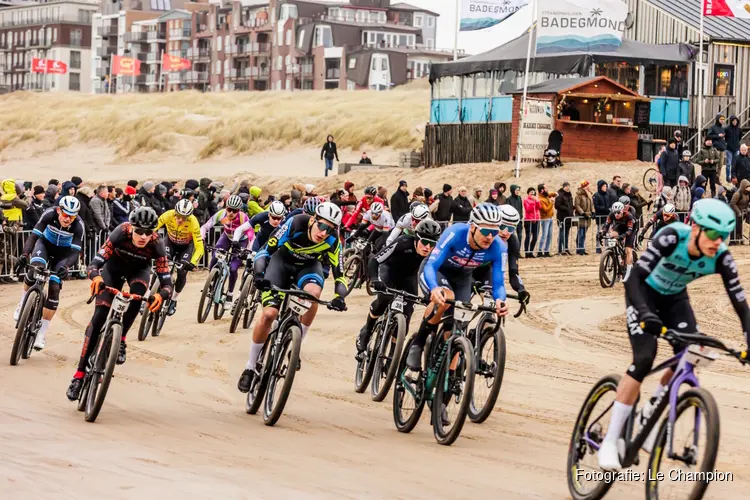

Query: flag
left=704, top=0, right=750, bottom=18
left=112, top=56, right=141, bottom=76
left=536, top=0, right=628, bottom=54
left=31, top=58, right=68, bottom=74
left=162, top=53, right=191, bottom=71
left=460, top=0, right=528, bottom=31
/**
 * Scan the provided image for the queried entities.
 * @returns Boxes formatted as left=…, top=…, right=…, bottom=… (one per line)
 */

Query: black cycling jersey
left=642, top=209, right=677, bottom=237
left=250, top=212, right=275, bottom=252
left=603, top=210, right=635, bottom=237
left=23, top=207, right=84, bottom=257
left=473, top=233, right=525, bottom=294
left=367, top=234, right=424, bottom=318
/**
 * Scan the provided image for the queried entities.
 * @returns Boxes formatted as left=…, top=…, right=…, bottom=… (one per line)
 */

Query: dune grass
left=0, top=81, right=429, bottom=160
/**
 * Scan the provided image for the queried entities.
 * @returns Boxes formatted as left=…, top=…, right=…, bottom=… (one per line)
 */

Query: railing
left=234, top=17, right=270, bottom=31
left=95, top=67, right=108, bottom=78
left=315, top=13, right=387, bottom=25
left=170, top=50, right=188, bottom=58
left=169, top=29, right=192, bottom=39
left=301, top=64, right=313, bottom=76
left=29, top=37, right=52, bottom=48
left=146, top=31, right=167, bottom=41
left=0, top=13, right=92, bottom=29
left=687, top=98, right=735, bottom=157
left=97, top=45, right=117, bottom=57
left=146, top=52, right=161, bottom=63
left=125, top=32, right=147, bottom=42
left=187, top=48, right=211, bottom=59
left=187, top=70, right=209, bottom=82
left=98, top=25, right=118, bottom=38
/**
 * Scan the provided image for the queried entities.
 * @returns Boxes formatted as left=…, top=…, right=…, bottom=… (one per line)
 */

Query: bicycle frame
left=16, top=269, right=50, bottom=327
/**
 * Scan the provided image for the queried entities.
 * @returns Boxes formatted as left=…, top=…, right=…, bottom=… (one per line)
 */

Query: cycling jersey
left=603, top=210, right=635, bottom=237
left=363, top=210, right=394, bottom=232
left=236, top=211, right=278, bottom=252
left=200, top=209, right=253, bottom=241
left=281, top=207, right=303, bottom=225
left=473, top=232, right=525, bottom=294
left=386, top=213, right=417, bottom=245
left=366, top=234, right=424, bottom=318
left=422, top=223, right=507, bottom=301
left=642, top=209, right=677, bottom=238
left=156, top=210, right=204, bottom=265
left=345, top=195, right=385, bottom=230
left=23, top=208, right=84, bottom=254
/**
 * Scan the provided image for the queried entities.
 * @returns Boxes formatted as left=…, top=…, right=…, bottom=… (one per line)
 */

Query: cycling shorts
left=614, top=227, right=636, bottom=249
left=165, top=239, right=194, bottom=264
left=261, top=252, right=325, bottom=309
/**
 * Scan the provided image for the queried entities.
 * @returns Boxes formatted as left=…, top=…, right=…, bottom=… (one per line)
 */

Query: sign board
left=536, top=0, right=628, bottom=54
left=634, top=101, right=651, bottom=127
left=460, top=0, right=527, bottom=31
left=519, top=99, right=554, bottom=163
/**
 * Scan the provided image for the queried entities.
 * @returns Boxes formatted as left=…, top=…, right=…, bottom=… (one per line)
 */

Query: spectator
left=592, top=180, right=610, bottom=254
left=610, top=175, right=625, bottom=200
left=507, top=184, right=524, bottom=242
left=674, top=176, right=692, bottom=216
left=44, top=184, right=58, bottom=207
left=469, top=186, right=483, bottom=207
left=59, top=180, right=76, bottom=201
left=24, top=186, right=47, bottom=230
left=184, top=179, right=199, bottom=192
left=485, top=189, right=501, bottom=205
left=71, top=176, right=83, bottom=192
left=523, top=187, right=541, bottom=258
left=659, top=138, right=680, bottom=188
left=555, top=182, right=575, bottom=255
left=279, top=194, right=292, bottom=210
left=730, top=179, right=750, bottom=245
left=562, top=100, right=580, bottom=121
left=691, top=176, right=707, bottom=209
left=493, top=182, right=507, bottom=204
left=716, top=185, right=730, bottom=204
left=320, top=134, right=339, bottom=177
left=107, top=185, right=116, bottom=215
left=733, top=144, right=750, bottom=183
left=339, top=181, right=358, bottom=227
left=157, top=184, right=172, bottom=213
left=0, top=178, right=28, bottom=225
left=168, top=185, right=182, bottom=207
left=136, top=181, right=159, bottom=214
left=537, top=183, right=556, bottom=257
left=695, top=136, right=722, bottom=197
left=112, top=188, right=132, bottom=226
left=452, top=186, right=472, bottom=223
left=725, top=116, right=742, bottom=181
left=127, top=180, right=139, bottom=191
left=196, top=178, right=215, bottom=222
left=390, top=180, right=410, bottom=221
left=674, top=130, right=685, bottom=157
left=423, top=187, right=434, bottom=205
left=629, top=186, right=649, bottom=223
left=377, top=186, right=389, bottom=208
left=431, top=183, right=454, bottom=226
left=727, top=177, right=740, bottom=201
left=359, top=152, right=373, bottom=165
left=678, top=150, right=695, bottom=185
left=75, top=186, right=95, bottom=234
left=89, top=185, right=112, bottom=232
left=574, top=180, right=593, bottom=255
left=707, top=114, right=727, bottom=175
left=48, top=178, right=60, bottom=188
left=247, top=186, right=265, bottom=216
left=411, top=187, right=425, bottom=204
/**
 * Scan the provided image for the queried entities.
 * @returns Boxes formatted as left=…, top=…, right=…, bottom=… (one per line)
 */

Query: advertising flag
left=112, top=56, right=141, bottom=76
left=704, top=0, right=750, bottom=18
left=460, top=0, right=528, bottom=31
left=536, top=0, right=628, bottom=54
left=31, top=58, right=68, bottom=74
left=162, top=54, right=191, bottom=71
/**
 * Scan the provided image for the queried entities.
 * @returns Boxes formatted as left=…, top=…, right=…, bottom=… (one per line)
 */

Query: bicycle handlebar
left=382, top=287, right=427, bottom=305
left=86, top=286, right=145, bottom=304
left=271, top=286, right=334, bottom=307
left=661, top=329, right=749, bottom=365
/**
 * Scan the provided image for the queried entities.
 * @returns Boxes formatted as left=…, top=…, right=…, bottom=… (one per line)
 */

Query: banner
left=31, top=58, right=67, bottom=74
left=162, top=54, right=191, bottom=71
left=536, top=0, right=628, bottom=54
left=704, top=0, right=750, bottom=18
left=112, top=56, right=141, bottom=76
left=460, top=0, right=528, bottom=31
left=518, top=99, right=554, bottom=163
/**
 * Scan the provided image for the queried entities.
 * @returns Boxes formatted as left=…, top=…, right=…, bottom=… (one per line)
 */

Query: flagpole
left=515, top=0, right=537, bottom=179
left=697, top=3, right=704, bottom=146
left=159, top=49, right=164, bottom=92
left=109, top=56, right=113, bottom=94
left=453, top=0, right=460, bottom=61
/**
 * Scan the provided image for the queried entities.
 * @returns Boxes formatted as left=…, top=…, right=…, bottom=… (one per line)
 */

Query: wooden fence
left=423, top=123, right=511, bottom=168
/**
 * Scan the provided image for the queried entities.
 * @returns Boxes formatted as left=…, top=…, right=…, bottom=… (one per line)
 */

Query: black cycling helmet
left=364, top=186, right=377, bottom=196
left=129, top=206, right=158, bottom=230
left=415, top=219, right=441, bottom=240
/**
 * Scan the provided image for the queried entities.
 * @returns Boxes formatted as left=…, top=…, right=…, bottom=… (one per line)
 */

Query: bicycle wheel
left=197, top=268, right=219, bottom=323
left=152, top=306, right=167, bottom=337
left=646, top=388, right=720, bottom=500
left=10, top=289, right=39, bottom=366
left=213, top=271, right=230, bottom=321
left=246, top=334, right=273, bottom=415
left=243, top=289, right=260, bottom=330
left=392, top=335, right=426, bottom=433
left=344, top=256, right=362, bottom=294
left=371, top=313, right=406, bottom=402
left=643, top=168, right=658, bottom=193
left=263, top=324, right=302, bottom=426
left=230, top=274, right=253, bottom=334
left=354, top=320, right=381, bottom=393
left=432, top=336, right=475, bottom=446
left=566, top=374, right=620, bottom=500
left=85, top=322, right=123, bottom=423
left=469, top=323, right=506, bottom=424
left=599, top=249, right=617, bottom=288
left=137, top=306, right=154, bottom=342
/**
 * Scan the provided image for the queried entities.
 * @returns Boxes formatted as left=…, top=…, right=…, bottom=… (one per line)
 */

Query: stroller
left=541, top=130, right=563, bottom=168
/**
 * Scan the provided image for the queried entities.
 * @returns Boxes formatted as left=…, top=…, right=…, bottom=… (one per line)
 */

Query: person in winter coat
left=715, top=185, right=730, bottom=204
left=452, top=187, right=473, bottom=223
left=469, top=186, right=483, bottom=207
left=424, top=187, right=434, bottom=206
left=0, top=178, right=28, bottom=225
left=673, top=176, right=692, bottom=217
left=733, top=144, right=750, bottom=183
left=677, top=150, right=696, bottom=185
left=658, top=138, right=680, bottom=188
left=730, top=178, right=750, bottom=244
left=674, top=130, right=685, bottom=158
left=653, top=186, right=674, bottom=215
left=493, top=182, right=507, bottom=205
left=320, top=134, right=339, bottom=177
left=609, top=175, right=625, bottom=202
left=592, top=180, right=610, bottom=254
left=111, top=188, right=132, bottom=226
left=195, top=178, right=216, bottom=222
left=725, top=116, right=742, bottom=181
left=573, top=181, right=594, bottom=255
left=44, top=184, right=58, bottom=207
left=507, top=184, right=525, bottom=243
left=691, top=175, right=707, bottom=206
left=247, top=186, right=265, bottom=216
left=486, top=189, right=501, bottom=205
left=377, top=186, right=389, bottom=209
left=523, top=187, right=541, bottom=257
left=694, top=137, right=722, bottom=197
left=707, top=114, right=727, bottom=172
left=629, top=186, right=649, bottom=222
left=537, top=183, right=556, bottom=257
left=89, top=185, right=112, bottom=232
left=24, top=186, right=47, bottom=231
left=74, top=186, right=95, bottom=232
left=555, top=182, right=575, bottom=255
left=430, top=184, right=454, bottom=226
left=390, top=180, right=410, bottom=221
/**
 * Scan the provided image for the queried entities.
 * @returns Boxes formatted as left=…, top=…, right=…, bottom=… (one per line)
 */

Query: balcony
left=169, top=49, right=188, bottom=59
left=286, top=63, right=300, bottom=74
left=125, top=32, right=148, bottom=43
left=146, top=52, right=161, bottom=64
left=187, top=71, right=209, bottom=83
left=12, top=60, right=29, bottom=72
left=234, top=16, right=270, bottom=33
left=29, top=37, right=52, bottom=48
left=145, top=74, right=160, bottom=85
left=98, top=25, right=118, bottom=38
left=0, top=45, right=10, bottom=52
left=187, top=48, right=211, bottom=61
left=256, top=66, right=269, bottom=79
left=146, top=31, right=167, bottom=42
left=97, top=45, right=117, bottom=58
left=167, top=72, right=190, bottom=84
left=195, top=24, right=211, bottom=37
left=23, top=82, right=51, bottom=91
left=169, top=28, right=192, bottom=40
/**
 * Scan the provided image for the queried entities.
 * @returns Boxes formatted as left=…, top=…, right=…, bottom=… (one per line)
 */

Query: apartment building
left=0, top=0, right=97, bottom=92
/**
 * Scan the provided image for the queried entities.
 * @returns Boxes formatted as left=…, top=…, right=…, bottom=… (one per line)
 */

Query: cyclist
left=200, top=195, right=254, bottom=307
left=13, top=196, right=84, bottom=350
left=235, top=200, right=287, bottom=253
left=344, top=186, right=384, bottom=232
left=355, top=219, right=442, bottom=358
left=599, top=201, right=636, bottom=281
left=638, top=203, right=678, bottom=245
left=472, top=205, right=531, bottom=305
left=66, top=207, right=172, bottom=401
left=238, top=202, right=348, bottom=392
left=406, top=203, right=510, bottom=370
left=597, top=199, right=750, bottom=470
left=349, top=202, right=394, bottom=255
left=155, top=198, right=204, bottom=316
left=386, top=203, right=431, bottom=245
left=282, top=196, right=321, bottom=225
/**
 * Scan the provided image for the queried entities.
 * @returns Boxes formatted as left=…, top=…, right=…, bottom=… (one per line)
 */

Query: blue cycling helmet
left=303, top=196, right=321, bottom=216
left=690, top=198, right=736, bottom=234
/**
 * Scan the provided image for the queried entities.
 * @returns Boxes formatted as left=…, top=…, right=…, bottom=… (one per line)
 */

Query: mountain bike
left=10, top=266, right=51, bottom=366
left=197, top=247, right=241, bottom=323
left=567, top=329, right=748, bottom=500
left=230, top=253, right=259, bottom=333
left=598, top=237, right=638, bottom=288
left=393, top=299, right=499, bottom=446
left=354, top=287, right=422, bottom=402
left=244, top=286, right=336, bottom=426
left=137, top=261, right=181, bottom=341
left=643, top=167, right=659, bottom=194
left=77, top=286, right=145, bottom=423
left=343, top=237, right=375, bottom=296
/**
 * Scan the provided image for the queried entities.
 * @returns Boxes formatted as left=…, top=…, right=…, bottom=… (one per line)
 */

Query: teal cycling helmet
left=689, top=198, right=736, bottom=234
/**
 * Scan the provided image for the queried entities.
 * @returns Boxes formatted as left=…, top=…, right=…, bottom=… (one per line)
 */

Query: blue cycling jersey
left=423, top=223, right=507, bottom=301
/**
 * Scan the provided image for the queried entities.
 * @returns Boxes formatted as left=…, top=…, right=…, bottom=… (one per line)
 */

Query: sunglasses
left=702, top=228, right=729, bottom=241
left=479, top=227, right=502, bottom=237
left=226, top=208, right=238, bottom=214
left=134, top=227, right=154, bottom=236
left=498, top=224, right=516, bottom=235
left=60, top=212, right=77, bottom=220
left=418, top=237, right=437, bottom=247
left=270, top=215, right=283, bottom=222
left=315, top=220, right=336, bottom=234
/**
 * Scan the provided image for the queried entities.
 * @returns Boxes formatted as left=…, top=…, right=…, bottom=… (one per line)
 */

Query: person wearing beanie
left=127, top=180, right=138, bottom=189
left=71, top=176, right=83, bottom=188
left=390, top=179, right=410, bottom=221
left=136, top=181, right=161, bottom=215
left=486, top=188, right=500, bottom=206
left=574, top=181, right=594, bottom=255
left=555, top=181, right=575, bottom=255
left=184, top=179, right=199, bottom=191
left=431, top=184, right=453, bottom=226
left=423, top=187, right=434, bottom=205
left=658, top=138, right=680, bottom=188
left=48, top=179, right=59, bottom=187
left=507, top=184, right=525, bottom=244
left=125, top=185, right=137, bottom=197
left=695, top=136, right=722, bottom=197
left=44, top=184, right=58, bottom=208
left=469, top=186, right=483, bottom=207
left=23, top=185, right=48, bottom=230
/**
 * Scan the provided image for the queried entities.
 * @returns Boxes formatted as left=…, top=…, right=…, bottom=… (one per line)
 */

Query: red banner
left=162, top=54, right=191, bottom=72
left=703, top=0, right=750, bottom=18
left=112, top=56, right=141, bottom=76
left=31, top=58, right=68, bottom=74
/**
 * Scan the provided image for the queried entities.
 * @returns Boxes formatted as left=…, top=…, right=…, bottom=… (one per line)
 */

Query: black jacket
left=136, top=188, right=163, bottom=216
left=734, top=153, right=750, bottom=183
left=659, top=147, right=680, bottom=184
left=707, top=114, right=727, bottom=151
left=75, top=192, right=95, bottom=234
left=196, top=177, right=215, bottom=223
left=725, top=116, right=742, bottom=152
left=452, top=195, right=472, bottom=222
left=390, top=189, right=410, bottom=222
left=359, top=157, right=372, bottom=164
left=592, top=180, right=611, bottom=217
left=554, top=188, right=575, bottom=221
left=433, top=193, right=454, bottom=222
left=24, top=198, right=46, bottom=230
left=320, top=141, right=339, bottom=161
left=678, top=160, right=695, bottom=185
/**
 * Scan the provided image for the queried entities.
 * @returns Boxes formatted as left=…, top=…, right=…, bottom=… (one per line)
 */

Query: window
left=378, top=12, right=386, bottom=23
left=347, top=80, right=355, bottom=90
left=53, top=28, right=57, bottom=42
left=325, top=81, right=339, bottom=89
left=426, top=39, right=434, bottom=49
left=70, top=50, right=81, bottom=69
left=348, top=57, right=356, bottom=69
left=313, top=25, right=332, bottom=48
left=325, top=58, right=339, bottom=79
left=713, top=64, right=734, bottom=96
left=369, top=11, right=378, bottom=23
left=414, top=14, right=423, bottom=27
left=71, top=29, right=82, bottom=47
left=217, top=36, right=222, bottom=50
left=427, top=15, right=434, bottom=27
left=381, top=57, right=388, bottom=71
left=286, top=29, right=292, bottom=45
left=69, top=72, right=80, bottom=91
left=279, top=4, right=298, bottom=21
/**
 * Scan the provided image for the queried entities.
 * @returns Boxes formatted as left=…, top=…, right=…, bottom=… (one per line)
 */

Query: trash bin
left=638, top=140, right=657, bottom=162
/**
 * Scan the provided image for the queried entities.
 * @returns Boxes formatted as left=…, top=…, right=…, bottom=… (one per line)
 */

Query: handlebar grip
left=86, top=295, right=96, bottom=305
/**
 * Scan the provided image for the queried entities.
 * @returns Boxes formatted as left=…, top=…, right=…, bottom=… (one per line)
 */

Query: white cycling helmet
left=612, top=202, right=625, bottom=214
left=227, top=195, right=243, bottom=210
left=410, top=203, right=430, bottom=221
left=370, top=202, right=384, bottom=216
left=175, top=198, right=194, bottom=217
left=498, top=205, right=521, bottom=226
left=663, top=203, right=676, bottom=215
left=268, top=200, right=286, bottom=217
left=59, top=195, right=81, bottom=216
left=315, top=201, right=342, bottom=227
left=470, top=203, right=502, bottom=226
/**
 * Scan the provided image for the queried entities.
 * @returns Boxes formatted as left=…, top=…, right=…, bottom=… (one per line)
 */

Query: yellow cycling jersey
left=156, top=210, right=205, bottom=265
